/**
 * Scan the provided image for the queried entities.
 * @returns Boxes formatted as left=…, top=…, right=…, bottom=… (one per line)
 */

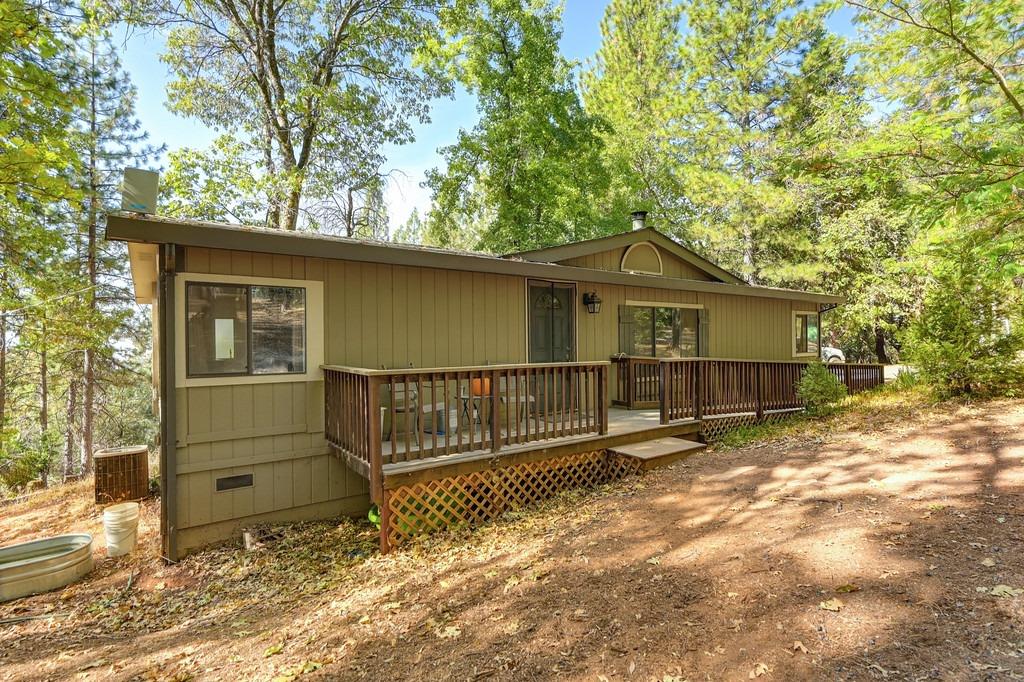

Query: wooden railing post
left=622, top=358, right=630, bottom=405
left=659, top=361, right=668, bottom=425
left=694, top=361, right=704, bottom=421
left=367, top=376, right=384, bottom=504
left=490, top=368, right=501, bottom=453
left=597, top=364, right=608, bottom=434
left=755, top=363, right=765, bottom=421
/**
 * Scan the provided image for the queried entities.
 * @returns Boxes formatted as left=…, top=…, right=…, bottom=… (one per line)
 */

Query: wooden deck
left=322, top=358, right=884, bottom=552
left=382, top=407, right=701, bottom=487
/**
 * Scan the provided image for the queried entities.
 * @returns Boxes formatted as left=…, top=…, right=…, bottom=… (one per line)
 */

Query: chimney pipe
left=630, top=210, right=648, bottom=231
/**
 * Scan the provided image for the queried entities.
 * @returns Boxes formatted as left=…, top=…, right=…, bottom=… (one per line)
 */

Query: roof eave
left=105, top=214, right=843, bottom=305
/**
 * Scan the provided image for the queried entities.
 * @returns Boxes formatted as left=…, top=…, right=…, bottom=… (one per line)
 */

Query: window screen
left=186, top=282, right=307, bottom=377
left=252, top=286, right=306, bottom=374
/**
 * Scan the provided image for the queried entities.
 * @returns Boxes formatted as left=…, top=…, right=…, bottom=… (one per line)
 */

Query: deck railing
left=324, top=361, right=609, bottom=501
left=611, top=356, right=661, bottom=409
left=659, top=358, right=885, bottom=424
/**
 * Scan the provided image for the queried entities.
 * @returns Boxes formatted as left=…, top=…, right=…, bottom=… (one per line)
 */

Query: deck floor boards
left=380, top=408, right=700, bottom=480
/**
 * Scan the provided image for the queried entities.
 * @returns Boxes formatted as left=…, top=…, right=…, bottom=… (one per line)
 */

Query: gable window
left=793, top=311, right=820, bottom=357
left=187, top=282, right=306, bottom=377
left=619, top=305, right=699, bottom=357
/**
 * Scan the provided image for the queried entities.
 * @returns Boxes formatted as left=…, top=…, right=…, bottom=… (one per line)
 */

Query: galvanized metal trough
left=0, top=534, right=94, bottom=602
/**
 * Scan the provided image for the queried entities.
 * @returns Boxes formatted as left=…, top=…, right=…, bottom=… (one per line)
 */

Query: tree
left=852, top=0, right=1024, bottom=377
left=903, top=228, right=1023, bottom=397
left=156, top=0, right=444, bottom=230
left=160, top=136, right=267, bottom=225
left=581, top=0, right=686, bottom=229
left=672, top=0, right=836, bottom=283
left=69, top=27, right=160, bottom=474
left=423, top=0, right=613, bottom=253
left=0, top=0, right=80, bottom=204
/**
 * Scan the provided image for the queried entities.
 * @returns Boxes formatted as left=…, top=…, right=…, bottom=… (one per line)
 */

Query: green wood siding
left=172, top=245, right=817, bottom=552
left=559, top=244, right=715, bottom=281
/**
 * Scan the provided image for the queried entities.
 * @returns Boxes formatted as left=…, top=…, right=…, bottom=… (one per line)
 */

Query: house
left=107, top=210, right=880, bottom=559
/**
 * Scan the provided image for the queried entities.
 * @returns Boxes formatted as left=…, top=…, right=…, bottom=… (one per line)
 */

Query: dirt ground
left=2, top=394, right=1023, bottom=681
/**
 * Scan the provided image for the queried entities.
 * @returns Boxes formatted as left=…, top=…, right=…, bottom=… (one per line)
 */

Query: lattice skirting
left=383, top=450, right=641, bottom=549
left=701, top=410, right=799, bottom=440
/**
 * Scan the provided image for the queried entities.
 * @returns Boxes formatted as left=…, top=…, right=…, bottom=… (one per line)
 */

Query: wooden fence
left=659, top=358, right=884, bottom=424
left=324, top=362, right=609, bottom=502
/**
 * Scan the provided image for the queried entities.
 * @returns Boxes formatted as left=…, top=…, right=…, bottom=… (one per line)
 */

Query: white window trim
left=175, top=272, right=324, bottom=387
left=620, top=242, right=664, bottom=276
left=792, top=310, right=820, bottom=358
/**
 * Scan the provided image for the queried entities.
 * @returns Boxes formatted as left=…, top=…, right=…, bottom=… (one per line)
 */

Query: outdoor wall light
left=582, top=292, right=602, bottom=314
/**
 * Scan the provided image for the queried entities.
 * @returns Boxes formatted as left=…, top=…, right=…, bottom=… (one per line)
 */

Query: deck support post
left=694, top=361, right=704, bottom=421
left=490, top=369, right=501, bottom=453
left=755, top=364, right=765, bottom=421
left=658, top=361, right=668, bottom=425
left=598, top=365, right=608, bottom=434
left=367, top=376, right=384, bottom=504
left=379, top=488, right=392, bottom=554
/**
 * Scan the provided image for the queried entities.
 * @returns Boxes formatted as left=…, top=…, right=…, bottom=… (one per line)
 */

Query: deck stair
left=608, top=437, right=706, bottom=471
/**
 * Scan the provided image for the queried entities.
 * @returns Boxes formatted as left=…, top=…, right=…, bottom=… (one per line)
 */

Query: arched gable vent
left=620, top=242, right=663, bottom=276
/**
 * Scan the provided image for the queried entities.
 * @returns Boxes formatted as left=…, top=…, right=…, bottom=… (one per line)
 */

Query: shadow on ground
left=1, top=399, right=1022, bottom=681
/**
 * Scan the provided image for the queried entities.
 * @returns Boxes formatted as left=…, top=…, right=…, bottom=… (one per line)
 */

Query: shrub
left=796, top=362, right=848, bottom=415
left=902, top=236, right=1024, bottom=398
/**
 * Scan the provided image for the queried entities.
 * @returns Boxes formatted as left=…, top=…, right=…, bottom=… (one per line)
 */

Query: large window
left=187, top=283, right=306, bottom=377
left=794, top=312, right=820, bottom=356
left=619, top=305, right=699, bottom=357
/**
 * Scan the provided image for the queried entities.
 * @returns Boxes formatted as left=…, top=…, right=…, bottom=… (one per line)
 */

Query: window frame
left=175, top=272, right=324, bottom=387
left=792, top=310, right=820, bottom=358
left=620, top=301, right=702, bottom=358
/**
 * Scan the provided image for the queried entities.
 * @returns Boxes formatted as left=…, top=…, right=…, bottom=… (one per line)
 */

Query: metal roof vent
left=630, top=210, right=648, bottom=231
left=121, top=168, right=159, bottom=214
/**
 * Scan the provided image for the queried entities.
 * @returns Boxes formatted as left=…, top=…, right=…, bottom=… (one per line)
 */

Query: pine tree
left=70, top=28, right=161, bottom=474
left=581, top=0, right=686, bottom=230
left=674, top=0, right=834, bottom=284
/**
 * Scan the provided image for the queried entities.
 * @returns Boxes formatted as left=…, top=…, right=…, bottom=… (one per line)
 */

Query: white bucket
left=103, top=502, right=140, bottom=557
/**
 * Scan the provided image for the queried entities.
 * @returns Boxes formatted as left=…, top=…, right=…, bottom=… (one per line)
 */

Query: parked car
left=821, top=346, right=846, bottom=363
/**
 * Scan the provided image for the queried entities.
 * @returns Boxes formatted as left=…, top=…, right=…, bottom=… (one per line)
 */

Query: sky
left=116, top=1, right=858, bottom=232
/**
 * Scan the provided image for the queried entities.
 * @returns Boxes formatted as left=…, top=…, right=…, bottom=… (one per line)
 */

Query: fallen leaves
left=819, top=597, right=844, bottom=612
left=263, top=642, right=284, bottom=657
left=834, top=583, right=860, bottom=594
left=435, top=624, right=462, bottom=639
left=749, top=662, right=771, bottom=678
left=989, top=585, right=1022, bottom=599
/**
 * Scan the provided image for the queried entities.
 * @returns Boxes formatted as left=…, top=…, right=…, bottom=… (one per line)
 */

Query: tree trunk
left=346, top=186, right=354, bottom=237
left=64, top=381, right=77, bottom=480
left=0, top=303, right=6, bottom=435
left=82, top=39, right=98, bottom=475
left=281, top=184, right=301, bottom=231
left=38, top=318, right=48, bottom=486
left=874, top=326, right=890, bottom=365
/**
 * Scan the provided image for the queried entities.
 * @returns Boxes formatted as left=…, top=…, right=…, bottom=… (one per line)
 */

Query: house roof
left=506, top=227, right=747, bottom=285
left=105, top=213, right=843, bottom=305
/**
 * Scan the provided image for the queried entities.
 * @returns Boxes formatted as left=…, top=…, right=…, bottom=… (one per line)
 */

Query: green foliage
left=581, top=0, right=684, bottom=224
left=851, top=0, right=1024, bottom=385
left=160, top=136, right=267, bottom=225
left=902, top=232, right=1024, bottom=398
left=670, top=0, right=840, bottom=284
left=157, top=0, right=444, bottom=230
left=423, top=0, right=614, bottom=253
left=796, top=363, right=848, bottom=415
left=0, top=0, right=81, bottom=204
